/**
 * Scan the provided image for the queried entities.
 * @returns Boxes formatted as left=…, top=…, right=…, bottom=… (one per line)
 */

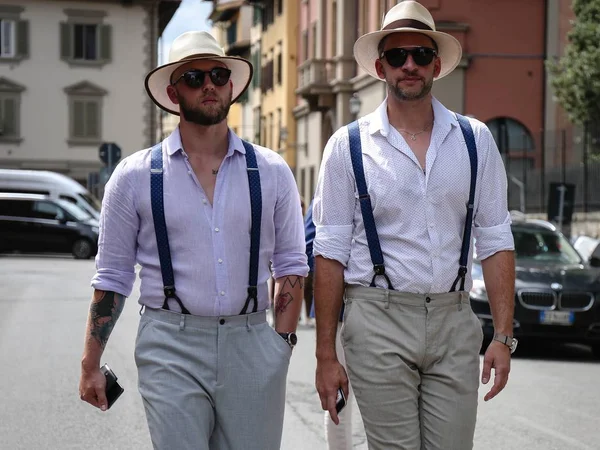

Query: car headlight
left=470, top=278, right=489, bottom=302
left=91, top=226, right=99, bottom=234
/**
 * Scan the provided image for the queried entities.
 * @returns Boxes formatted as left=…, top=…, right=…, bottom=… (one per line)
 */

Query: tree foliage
left=547, top=0, right=600, bottom=127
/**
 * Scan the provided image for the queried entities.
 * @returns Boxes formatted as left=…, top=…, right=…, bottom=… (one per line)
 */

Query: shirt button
left=218, top=259, right=223, bottom=264
left=219, top=319, right=225, bottom=325
left=220, top=291, right=225, bottom=296
left=426, top=297, right=431, bottom=303
left=215, top=227, right=220, bottom=232
left=203, top=199, right=207, bottom=204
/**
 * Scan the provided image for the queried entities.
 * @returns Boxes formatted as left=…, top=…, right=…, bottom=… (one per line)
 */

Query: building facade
left=0, top=0, right=180, bottom=185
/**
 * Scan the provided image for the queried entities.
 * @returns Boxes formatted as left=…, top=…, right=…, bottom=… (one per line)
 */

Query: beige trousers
left=341, top=285, right=483, bottom=450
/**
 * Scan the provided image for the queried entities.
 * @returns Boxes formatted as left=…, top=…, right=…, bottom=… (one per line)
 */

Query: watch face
left=289, top=333, right=298, bottom=346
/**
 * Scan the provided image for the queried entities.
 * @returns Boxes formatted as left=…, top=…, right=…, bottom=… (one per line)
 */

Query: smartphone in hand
left=335, top=387, right=346, bottom=414
left=100, top=363, right=124, bottom=409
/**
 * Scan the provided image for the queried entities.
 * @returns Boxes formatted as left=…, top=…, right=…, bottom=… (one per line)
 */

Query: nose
left=402, top=54, right=418, bottom=71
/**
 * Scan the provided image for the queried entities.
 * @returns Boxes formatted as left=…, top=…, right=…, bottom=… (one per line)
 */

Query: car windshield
left=513, top=226, right=582, bottom=265
left=78, top=192, right=102, bottom=212
left=57, top=199, right=93, bottom=221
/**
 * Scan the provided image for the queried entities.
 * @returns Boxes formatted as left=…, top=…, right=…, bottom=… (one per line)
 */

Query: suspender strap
left=150, top=143, right=190, bottom=314
left=347, top=121, right=394, bottom=290
left=450, top=114, right=478, bottom=292
left=239, top=140, right=262, bottom=315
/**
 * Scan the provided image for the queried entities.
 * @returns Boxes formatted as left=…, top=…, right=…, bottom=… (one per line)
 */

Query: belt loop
left=384, top=289, right=390, bottom=310
left=179, top=314, right=185, bottom=331
left=139, top=304, right=145, bottom=316
left=246, top=314, right=251, bottom=332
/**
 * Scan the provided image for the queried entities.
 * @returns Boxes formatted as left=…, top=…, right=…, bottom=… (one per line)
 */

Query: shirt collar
left=367, top=96, right=457, bottom=136
left=164, top=126, right=247, bottom=157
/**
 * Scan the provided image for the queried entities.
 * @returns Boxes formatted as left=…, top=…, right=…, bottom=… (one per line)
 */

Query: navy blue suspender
left=150, top=140, right=262, bottom=315
left=347, top=113, right=478, bottom=293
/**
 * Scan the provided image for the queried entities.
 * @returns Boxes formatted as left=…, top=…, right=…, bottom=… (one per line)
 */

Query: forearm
left=481, top=250, right=515, bottom=335
left=314, top=256, right=345, bottom=361
left=273, top=275, right=304, bottom=332
left=81, top=290, right=126, bottom=370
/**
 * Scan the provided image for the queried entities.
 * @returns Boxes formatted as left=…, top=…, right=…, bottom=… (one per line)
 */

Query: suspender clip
left=164, top=285, right=176, bottom=298
left=458, top=266, right=468, bottom=277
left=373, top=264, right=386, bottom=275
left=247, top=286, right=258, bottom=299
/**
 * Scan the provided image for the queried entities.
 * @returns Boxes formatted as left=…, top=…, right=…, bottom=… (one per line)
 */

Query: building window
left=331, top=1, right=337, bottom=56
left=0, top=76, right=24, bottom=142
left=61, top=9, right=111, bottom=67
left=276, top=0, right=283, bottom=15
left=268, top=112, right=274, bottom=149
left=64, top=81, right=107, bottom=146
left=302, top=30, right=309, bottom=62
left=254, top=106, right=261, bottom=143
left=276, top=43, right=283, bottom=85
left=261, top=0, right=275, bottom=31
left=277, top=108, right=282, bottom=148
left=0, top=5, right=28, bottom=62
left=486, top=117, right=535, bottom=153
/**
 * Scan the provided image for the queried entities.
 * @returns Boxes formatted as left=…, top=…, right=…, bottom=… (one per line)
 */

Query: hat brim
left=353, top=28, right=462, bottom=81
left=145, top=56, right=253, bottom=115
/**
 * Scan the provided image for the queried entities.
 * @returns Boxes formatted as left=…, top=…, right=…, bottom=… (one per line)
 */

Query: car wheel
left=72, top=239, right=93, bottom=259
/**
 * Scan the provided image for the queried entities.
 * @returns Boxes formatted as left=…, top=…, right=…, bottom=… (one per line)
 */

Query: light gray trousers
left=134, top=307, right=291, bottom=450
left=342, top=286, right=483, bottom=450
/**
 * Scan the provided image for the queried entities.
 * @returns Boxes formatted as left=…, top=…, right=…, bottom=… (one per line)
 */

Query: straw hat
left=145, top=31, right=253, bottom=115
left=353, top=1, right=462, bottom=80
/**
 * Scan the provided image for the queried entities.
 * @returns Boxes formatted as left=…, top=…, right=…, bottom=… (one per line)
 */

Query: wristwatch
left=493, top=333, right=518, bottom=354
left=277, top=332, right=298, bottom=349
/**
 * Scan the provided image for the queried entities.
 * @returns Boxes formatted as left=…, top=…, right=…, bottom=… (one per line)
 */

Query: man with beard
left=78, top=31, right=308, bottom=450
left=313, top=2, right=516, bottom=449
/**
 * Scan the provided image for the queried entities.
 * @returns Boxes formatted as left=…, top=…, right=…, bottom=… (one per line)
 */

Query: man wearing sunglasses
left=79, top=31, right=308, bottom=450
left=314, top=2, right=515, bottom=450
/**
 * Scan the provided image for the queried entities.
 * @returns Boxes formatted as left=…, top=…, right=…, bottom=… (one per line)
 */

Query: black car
left=0, top=193, right=99, bottom=259
left=470, top=216, right=600, bottom=357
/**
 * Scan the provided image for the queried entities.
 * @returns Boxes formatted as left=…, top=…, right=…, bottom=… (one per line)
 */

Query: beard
left=178, top=91, right=232, bottom=126
left=387, top=73, right=434, bottom=101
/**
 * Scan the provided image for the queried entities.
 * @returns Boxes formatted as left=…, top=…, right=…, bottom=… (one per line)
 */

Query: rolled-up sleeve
left=91, top=158, right=139, bottom=296
left=271, top=162, right=309, bottom=279
left=313, top=129, right=356, bottom=267
left=473, top=126, right=515, bottom=261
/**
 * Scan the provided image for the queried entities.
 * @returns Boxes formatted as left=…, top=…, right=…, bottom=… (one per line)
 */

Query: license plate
left=539, top=310, right=574, bottom=326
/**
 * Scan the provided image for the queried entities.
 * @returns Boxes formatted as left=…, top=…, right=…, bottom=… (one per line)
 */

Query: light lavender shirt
left=91, top=127, right=308, bottom=316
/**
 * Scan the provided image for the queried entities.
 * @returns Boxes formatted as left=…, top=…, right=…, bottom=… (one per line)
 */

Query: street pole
left=557, top=184, right=566, bottom=232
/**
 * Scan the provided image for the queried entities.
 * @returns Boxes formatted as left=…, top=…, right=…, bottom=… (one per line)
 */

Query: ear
left=433, top=57, right=442, bottom=78
left=166, top=85, right=180, bottom=105
left=375, top=59, right=386, bottom=79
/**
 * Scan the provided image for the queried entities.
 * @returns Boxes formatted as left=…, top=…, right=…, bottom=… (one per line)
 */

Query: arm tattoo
left=89, top=291, right=125, bottom=349
left=275, top=276, right=304, bottom=314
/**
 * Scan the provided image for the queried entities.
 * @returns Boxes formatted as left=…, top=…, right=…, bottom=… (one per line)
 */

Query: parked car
left=0, top=169, right=101, bottom=220
left=0, top=193, right=99, bottom=259
left=470, top=216, right=600, bottom=357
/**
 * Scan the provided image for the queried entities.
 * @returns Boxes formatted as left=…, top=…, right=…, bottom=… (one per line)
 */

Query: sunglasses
left=172, top=67, right=232, bottom=88
left=380, top=47, right=437, bottom=68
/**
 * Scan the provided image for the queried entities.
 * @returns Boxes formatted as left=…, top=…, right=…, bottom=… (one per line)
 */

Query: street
left=1, top=255, right=600, bottom=450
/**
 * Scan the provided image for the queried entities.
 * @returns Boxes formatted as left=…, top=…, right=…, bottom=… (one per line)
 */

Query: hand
left=79, top=366, right=108, bottom=411
left=315, top=358, right=349, bottom=425
left=481, top=340, right=511, bottom=401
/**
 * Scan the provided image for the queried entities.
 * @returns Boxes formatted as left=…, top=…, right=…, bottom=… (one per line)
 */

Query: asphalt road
left=1, top=254, right=599, bottom=450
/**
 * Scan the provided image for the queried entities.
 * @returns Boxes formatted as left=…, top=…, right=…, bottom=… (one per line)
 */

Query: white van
left=0, top=169, right=101, bottom=220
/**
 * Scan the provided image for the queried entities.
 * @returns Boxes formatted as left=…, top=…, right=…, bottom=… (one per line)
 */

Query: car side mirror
left=590, top=256, right=600, bottom=268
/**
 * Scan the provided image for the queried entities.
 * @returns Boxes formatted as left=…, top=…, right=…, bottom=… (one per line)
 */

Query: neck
left=387, top=93, right=434, bottom=132
left=179, top=119, right=229, bottom=157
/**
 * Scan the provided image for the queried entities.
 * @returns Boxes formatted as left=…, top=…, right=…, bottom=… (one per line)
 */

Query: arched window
left=486, top=117, right=534, bottom=153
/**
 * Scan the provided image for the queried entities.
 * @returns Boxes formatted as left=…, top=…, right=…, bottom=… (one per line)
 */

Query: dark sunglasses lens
left=182, top=71, right=205, bottom=88
left=210, top=68, right=231, bottom=86
left=385, top=49, right=408, bottom=67
left=412, top=48, right=436, bottom=66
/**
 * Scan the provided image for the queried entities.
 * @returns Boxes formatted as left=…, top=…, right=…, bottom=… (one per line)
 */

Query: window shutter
left=3, top=97, right=17, bottom=136
left=60, top=22, right=71, bottom=60
left=100, top=25, right=111, bottom=62
left=73, top=100, right=85, bottom=137
left=85, top=101, right=99, bottom=138
left=16, top=20, right=29, bottom=58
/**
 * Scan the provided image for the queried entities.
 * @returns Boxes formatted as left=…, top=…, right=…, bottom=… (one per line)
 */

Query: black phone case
left=101, top=364, right=124, bottom=409
left=335, top=388, right=346, bottom=413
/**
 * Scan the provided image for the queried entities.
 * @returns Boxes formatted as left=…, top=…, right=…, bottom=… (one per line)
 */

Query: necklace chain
left=397, top=120, right=434, bottom=141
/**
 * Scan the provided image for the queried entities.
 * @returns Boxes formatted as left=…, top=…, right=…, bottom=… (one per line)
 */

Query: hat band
left=383, top=19, right=433, bottom=32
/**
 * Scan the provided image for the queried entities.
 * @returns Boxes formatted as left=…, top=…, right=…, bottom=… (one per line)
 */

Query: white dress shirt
left=313, top=97, right=514, bottom=294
